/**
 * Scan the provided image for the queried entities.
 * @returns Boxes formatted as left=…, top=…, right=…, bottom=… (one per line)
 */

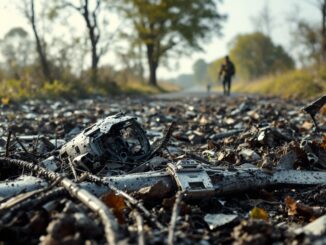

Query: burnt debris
left=59, top=113, right=151, bottom=173
left=0, top=94, right=325, bottom=244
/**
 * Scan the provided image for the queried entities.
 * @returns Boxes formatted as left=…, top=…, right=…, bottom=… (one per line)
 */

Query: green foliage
left=119, top=0, right=226, bottom=85
left=292, top=21, right=324, bottom=65
left=121, top=0, right=225, bottom=50
left=233, top=64, right=326, bottom=99
left=229, top=32, right=295, bottom=80
left=0, top=79, right=36, bottom=100
left=40, top=80, right=73, bottom=98
left=0, top=27, right=33, bottom=78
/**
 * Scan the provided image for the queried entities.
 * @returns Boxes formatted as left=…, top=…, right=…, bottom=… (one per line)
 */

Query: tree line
left=0, top=0, right=226, bottom=90
left=190, top=0, right=326, bottom=85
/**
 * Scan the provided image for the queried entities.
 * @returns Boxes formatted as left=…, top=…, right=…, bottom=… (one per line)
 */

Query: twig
left=148, top=121, right=176, bottom=159
left=5, top=130, right=12, bottom=157
left=0, top=177, right=62, bottom=211
left=111, top=185, right=164, bottom=230
left=68, top=159, right=78, bottom=181
left=133, top=210, right=145, bottom=245
left=13, top=133, right=29, bottom=154
left=303, top=95, right=326, bottom=131
left=32, top=134, right=40, bottom=153
left=167, top=191, right=183, bottom=245
left=83, top=172, right=164, bottom=230
left=1, top=186, right=67, bottom=223
left=0, top=157, right=118, bottom=245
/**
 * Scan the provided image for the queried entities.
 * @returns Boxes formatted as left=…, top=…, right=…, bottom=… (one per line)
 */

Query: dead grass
left=232, top=64, right=326, bottom=99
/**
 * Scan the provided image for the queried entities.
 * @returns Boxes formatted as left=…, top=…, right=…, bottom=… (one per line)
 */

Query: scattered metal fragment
left=204, top=213, right=238, bottom=230
left=239, top=148, right=261, bottom=161
left=302, top=95, right=326, bottom=131
left=0, top=95, right=325, bottom=243
left=59, top=113, right=151, bottom=172
left=296, top=214, right=326, bottom=236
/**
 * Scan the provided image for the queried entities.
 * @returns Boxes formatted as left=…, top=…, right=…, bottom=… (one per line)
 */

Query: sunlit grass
left=233, top=64, right=326, bottom=99
left=119, top=80, right=180, bottom=94
left=0, top=78, right=180, bottom=102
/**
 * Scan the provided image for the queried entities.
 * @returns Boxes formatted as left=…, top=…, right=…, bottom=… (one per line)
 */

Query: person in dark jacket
left=218, top=56, right=236, bottom=96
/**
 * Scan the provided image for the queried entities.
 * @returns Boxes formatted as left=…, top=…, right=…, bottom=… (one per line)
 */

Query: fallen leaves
left=320, top=135, right=326, bottom=150
left=284, top=196, right=324, bottom=221
left=249, top=207, right=269, bottom=221
left=1, top=96, right=10, bottom=106
left=101, top=192, right=127, bottom=224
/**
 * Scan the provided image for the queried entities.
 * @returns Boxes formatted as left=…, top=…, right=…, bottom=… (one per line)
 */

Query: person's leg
left=227, top=77, right=231, bottom=96
left=228, top=76, right=233, bottom=96
left=223, top=78, right=227, bottom=95
left=225, top=77, right=230, bottom=96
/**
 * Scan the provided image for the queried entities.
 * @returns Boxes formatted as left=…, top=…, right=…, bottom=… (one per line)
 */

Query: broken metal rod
left=1, top=160, right=326, bottom=202
left=83, top=172, right=164, bottom=230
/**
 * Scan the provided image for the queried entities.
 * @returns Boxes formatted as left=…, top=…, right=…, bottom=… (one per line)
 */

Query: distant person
left=218, top=56, right=236, bottom=96
left=207, top=82, right=212, bottom=93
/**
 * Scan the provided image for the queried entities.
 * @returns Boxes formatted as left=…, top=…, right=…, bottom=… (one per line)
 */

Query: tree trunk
left=30, top=0, right=52, bottom=82
left=91, top=41, right=99, bottom=83
left=146, top=44, right=158, bottom=86
left=82, top=0, right=101, bottom=84
left=321, top=0, right=326, bottom=61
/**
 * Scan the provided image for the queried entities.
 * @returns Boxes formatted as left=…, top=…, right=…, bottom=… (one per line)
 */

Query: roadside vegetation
left=0, top=78, right=178, bottom=102
left=0, top=0, right=223, bottom=102
left=232, top=64, right=326, bottom=99
left=185, top=1, right=326, bottom=99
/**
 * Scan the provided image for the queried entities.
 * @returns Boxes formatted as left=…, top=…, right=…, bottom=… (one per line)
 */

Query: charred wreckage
left=0, top=95, right=325, bottom=244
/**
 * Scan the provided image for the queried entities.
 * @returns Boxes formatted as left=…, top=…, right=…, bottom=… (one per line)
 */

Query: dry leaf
left=249, top=207, right=269, bottom=221
left=321, top=105, right=326, bottom=115
left=320, top=135, right=326, bottom=150
left=101, top=192, right=127, bottom=224
left=1, top=96, right=10, bottom=105
left=284, top=196, right=297, bottom=216
left=284, top=196, right=323, bottom=221
left=301, top=121, right=313, bottom=130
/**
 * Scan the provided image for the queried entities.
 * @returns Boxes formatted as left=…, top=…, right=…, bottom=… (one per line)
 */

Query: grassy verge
left=0, top=79, right=179, bottom=102
left=119, top=80, right=179, bottom=94
left=232, top=64, right=326, bottom=99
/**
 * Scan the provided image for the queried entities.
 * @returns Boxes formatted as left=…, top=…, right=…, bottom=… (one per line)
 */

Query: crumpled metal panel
left=59, top=113, right=151, bottom=171
left=84, top=114, right=136, bottom=136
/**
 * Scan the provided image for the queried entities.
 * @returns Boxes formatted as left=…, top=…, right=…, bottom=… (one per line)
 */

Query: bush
left=0, top=79, right=37, bottom=100
left=39, top=80, right=74, bottom=99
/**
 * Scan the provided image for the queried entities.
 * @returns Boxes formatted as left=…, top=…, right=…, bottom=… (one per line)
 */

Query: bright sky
left=0, top=0, right=320, bottom=79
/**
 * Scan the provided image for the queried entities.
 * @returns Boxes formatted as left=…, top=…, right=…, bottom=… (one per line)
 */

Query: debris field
left=0, top=94, right=325, bottom=245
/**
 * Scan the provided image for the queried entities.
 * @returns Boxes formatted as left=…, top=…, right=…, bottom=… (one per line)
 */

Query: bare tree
left=61, top=0, right=107, bottom=83
left=23, top=0, right=53, bottom=82
left=288, top=1, right=326, bottom=65
left=251, top=1, right=275, bottom=37
left=315, top=0, right=326, bottom=60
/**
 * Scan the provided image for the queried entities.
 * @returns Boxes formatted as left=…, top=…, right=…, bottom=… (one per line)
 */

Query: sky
left=0, top=0, right=321, bottom=79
